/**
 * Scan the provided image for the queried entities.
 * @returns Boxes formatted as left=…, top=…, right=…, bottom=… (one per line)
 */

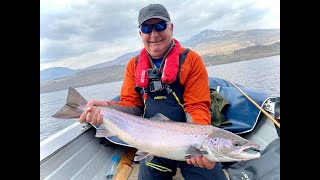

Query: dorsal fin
left=149, top=113, right=171, bottom=121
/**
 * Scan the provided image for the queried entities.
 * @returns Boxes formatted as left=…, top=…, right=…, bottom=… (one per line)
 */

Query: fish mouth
left=240, top=144, right=261, bottom=156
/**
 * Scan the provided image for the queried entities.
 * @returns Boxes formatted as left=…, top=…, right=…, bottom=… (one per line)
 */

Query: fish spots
left=209, top=138, right=219, bottom=145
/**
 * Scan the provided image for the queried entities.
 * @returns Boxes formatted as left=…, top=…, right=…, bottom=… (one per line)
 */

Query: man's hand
left=186, top=156, right=216, bottom=169
left=79, top=99, right=109, bottom=125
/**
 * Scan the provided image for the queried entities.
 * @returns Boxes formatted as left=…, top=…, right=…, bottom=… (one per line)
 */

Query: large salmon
left=52, top=87, right=260, bottom=162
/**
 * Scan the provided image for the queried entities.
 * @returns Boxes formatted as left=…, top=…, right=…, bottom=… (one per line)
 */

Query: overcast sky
left=40, top=0, right=279, bottom=71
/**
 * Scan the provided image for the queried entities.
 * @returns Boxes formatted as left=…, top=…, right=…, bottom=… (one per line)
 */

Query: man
left=79, top=3, right=227, bottom=180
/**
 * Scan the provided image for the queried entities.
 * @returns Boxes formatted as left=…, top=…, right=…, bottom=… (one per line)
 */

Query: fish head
left=203, top=129, right=261, bottom=162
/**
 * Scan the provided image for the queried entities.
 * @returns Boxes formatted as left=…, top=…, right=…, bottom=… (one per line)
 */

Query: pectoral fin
left=95, top=124, right=116, bottom=138
left=185, top=146, right=208, bottom=159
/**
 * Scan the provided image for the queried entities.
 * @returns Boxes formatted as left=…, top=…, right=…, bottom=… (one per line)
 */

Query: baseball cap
left=138, top=4, right=171, bottom=27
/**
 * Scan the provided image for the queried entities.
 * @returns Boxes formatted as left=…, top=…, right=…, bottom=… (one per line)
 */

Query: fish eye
left=233, top=141, right=241, bottom=146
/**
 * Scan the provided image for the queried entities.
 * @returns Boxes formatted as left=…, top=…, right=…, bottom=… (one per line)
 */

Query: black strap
left=179, top=48, right=190, bottom=66
left=135, top=55, right=139, bottom=64
left=175, top=48, right=190, bottom=83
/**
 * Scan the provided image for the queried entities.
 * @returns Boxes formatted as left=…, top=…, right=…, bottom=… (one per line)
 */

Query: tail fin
left=52, top=87, right=88, bottom=119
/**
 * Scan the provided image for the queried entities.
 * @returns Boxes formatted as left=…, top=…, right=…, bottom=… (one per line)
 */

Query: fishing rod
left=219, top=72, right=280, bottom=128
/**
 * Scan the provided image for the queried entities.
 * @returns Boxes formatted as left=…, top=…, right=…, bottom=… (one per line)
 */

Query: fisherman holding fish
left=79, top=3, right=228, bottom=180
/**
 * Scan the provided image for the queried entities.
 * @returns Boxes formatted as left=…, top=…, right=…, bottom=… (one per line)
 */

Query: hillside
left=40, top=67, right=77, bottom=81
left=40, top=28, right=280, bottom=93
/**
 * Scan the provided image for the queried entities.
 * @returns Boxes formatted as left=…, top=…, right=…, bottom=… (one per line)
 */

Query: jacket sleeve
left=179, top=50, right=211, bottom=125
left=108, top=57, right=143, bottom=112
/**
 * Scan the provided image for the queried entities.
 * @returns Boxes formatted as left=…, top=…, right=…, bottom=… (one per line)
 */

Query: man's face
left=139, top=18, right=173, bottom=59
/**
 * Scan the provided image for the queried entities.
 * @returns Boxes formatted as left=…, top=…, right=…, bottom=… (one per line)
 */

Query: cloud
left=40, top=0, right=279, bottom=71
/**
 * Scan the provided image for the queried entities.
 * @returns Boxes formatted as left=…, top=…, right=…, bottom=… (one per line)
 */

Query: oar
left=219, top=72, right=280, bottom=128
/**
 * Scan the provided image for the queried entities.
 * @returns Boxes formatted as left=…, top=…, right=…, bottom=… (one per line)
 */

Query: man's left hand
left=186, top=156, right=216, bottom=169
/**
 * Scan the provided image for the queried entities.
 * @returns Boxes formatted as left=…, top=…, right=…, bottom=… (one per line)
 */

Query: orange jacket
left=109, top=47, right=211, bottom=125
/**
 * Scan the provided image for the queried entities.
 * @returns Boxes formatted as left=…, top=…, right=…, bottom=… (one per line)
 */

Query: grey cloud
left=40, top=1, right=146, bottom=61
left=172, top=1, right=272, bottom=41
left=41, top=0, right=278, bottom=65
left=223, top=4, right=270, bottom=30
left=40, top=40, right=101, bottom=63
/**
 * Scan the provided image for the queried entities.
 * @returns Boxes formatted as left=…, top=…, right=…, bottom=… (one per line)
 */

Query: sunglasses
left=140, top=21, right=168, bottom=34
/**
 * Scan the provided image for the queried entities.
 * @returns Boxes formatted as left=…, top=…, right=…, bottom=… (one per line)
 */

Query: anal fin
left=95, top=124, right=116, bottom=138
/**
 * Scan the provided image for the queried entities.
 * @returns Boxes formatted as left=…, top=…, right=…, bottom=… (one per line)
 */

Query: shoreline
left=40, top=52, right=279, bottom=94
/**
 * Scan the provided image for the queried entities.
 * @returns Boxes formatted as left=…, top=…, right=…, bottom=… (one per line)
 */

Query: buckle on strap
left=165, top=85, right=184, bottom=108
left=136, top=87, right=149, bottom=95
left=165, top=84, right=172, bottom=94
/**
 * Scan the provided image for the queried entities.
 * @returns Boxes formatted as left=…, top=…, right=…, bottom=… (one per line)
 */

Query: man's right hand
left=79, top=99, right=109, bottom=125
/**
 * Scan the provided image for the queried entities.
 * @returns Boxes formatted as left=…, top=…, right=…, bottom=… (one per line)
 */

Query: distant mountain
left=40, top=67, right=77, bottom=81
left=184, top=29, right=280, bottom=47
left=84, top=50, right=140, bottom=70
left=184, top=29, right=280, bottom=57
left=84, top=28, right=280, bottom=71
